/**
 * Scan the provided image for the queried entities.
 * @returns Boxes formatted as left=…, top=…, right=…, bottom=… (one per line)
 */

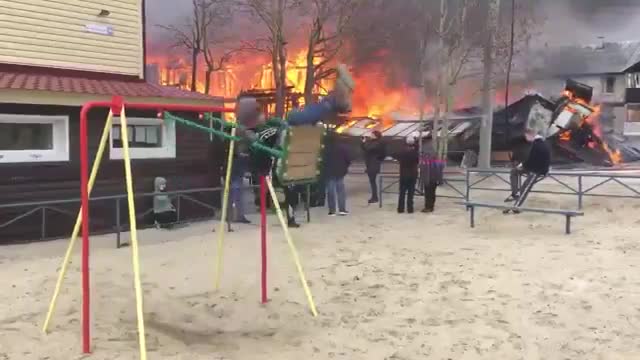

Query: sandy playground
left=1, top=173, right=640, bottom=359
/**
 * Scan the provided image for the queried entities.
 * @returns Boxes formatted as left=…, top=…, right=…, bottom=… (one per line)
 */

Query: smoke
left=145, top=0, right=193, bottom=55
left=537, top=0, right=640, bottom=46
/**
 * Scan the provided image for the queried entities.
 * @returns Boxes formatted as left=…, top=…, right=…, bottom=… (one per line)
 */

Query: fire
left=560, top=89, right=622, bottom=165
left=336, top=119, right=357, bottom=134
left=351, top=59, right=430, bottom=119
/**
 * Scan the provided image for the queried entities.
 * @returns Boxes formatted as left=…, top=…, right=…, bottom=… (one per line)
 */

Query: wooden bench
left=462, top=201, right=584, bottom=234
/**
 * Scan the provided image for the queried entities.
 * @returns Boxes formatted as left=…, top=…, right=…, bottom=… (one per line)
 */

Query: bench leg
left=470, top=206, right=475, bottom=228
left=565, top=215, right=571, bottom=235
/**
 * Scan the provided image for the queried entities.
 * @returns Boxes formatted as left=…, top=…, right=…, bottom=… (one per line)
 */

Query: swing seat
left=275, top=125, right=326, bottom=185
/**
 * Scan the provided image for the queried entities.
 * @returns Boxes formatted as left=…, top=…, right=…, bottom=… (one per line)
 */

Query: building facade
left=0, top=0, right=226, bottom=242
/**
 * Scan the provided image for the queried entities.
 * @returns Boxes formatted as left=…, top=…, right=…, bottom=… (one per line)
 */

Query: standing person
left=361, top=131, right=386, bottom=204
left=420, top=148, right=445, bottom=213
left=229, top=145, right=250, bottom=224
left=393, top=136, right=419, bottom=214
left=324, top=132, right=351, bottom=216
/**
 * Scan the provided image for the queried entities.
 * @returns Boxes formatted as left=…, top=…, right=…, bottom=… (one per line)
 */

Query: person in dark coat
left=507, top=128, right=551, bottom=201
left=361, top=130, right=386, bottom=204
left=393, top=136, right=419, bottom=214
left=420, top=149, right=445, bottom=213
left=324, top=133, right=352, bottom=216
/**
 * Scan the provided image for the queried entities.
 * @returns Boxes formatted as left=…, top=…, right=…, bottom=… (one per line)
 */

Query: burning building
left=336, top=80, right=640, bottom=167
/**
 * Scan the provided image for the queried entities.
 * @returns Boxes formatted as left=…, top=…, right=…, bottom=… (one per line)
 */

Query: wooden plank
left=287, top=152, right=320, bottom=167
left=0, top=28, right=139, bottom=51
left=3, top=17, right=139, bottom=40
left=0, top=48, right=140, bottom=70
left=285, top=166, right=318, bottom=180
left=4, top=1, right=142, bottom=28
left=0, top=35, right=138, bottom=59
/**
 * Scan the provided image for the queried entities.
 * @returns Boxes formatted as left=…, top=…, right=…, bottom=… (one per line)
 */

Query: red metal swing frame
left=78, top=96, right=239, bottom=353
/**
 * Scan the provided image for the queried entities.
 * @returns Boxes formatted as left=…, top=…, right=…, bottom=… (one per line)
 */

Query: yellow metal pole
left=43, top=111, right=114, bottom=333
left=119, top=107, right=148, bottom=360
left=265, top=177, right=318, bottom=317
left=214, top=127, right=236, bottom=290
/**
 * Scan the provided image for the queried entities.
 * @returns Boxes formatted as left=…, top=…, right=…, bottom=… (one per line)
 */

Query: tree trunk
left=272, top=46, right=284, bottom=117
left=191, top=48, right=199, bottom=92
left=278, top=38, right=287, bottom=117
left=434, top=0, right=446, bottom=154
left=478, top=0, right=501, bottom=169
left=304, top=34, right=317, bottom=105
left=204, top=68, right=212, bottom=95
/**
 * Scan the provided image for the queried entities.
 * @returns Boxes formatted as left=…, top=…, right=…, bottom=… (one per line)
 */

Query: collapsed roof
left=337, top=80, right=640, bottom=167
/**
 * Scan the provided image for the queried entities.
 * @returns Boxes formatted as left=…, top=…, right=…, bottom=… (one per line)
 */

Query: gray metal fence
left=0, top=183, right=312, bottom=247
left=377, top=167, right=640, bottom=210
left=466, top=168, right=640, bottom=210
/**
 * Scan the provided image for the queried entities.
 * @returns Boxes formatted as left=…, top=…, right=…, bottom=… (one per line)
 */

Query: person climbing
left=393, top=135, right=419, bottom=214
left=153, top=177, right=177, bottom=229
left=506, top=127, right=551, bottom=203
left=361, top=130, right=386, bottom=204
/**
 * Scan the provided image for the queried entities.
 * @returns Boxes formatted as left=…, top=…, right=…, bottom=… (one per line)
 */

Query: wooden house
left=0, top=0, right=226, bottom=242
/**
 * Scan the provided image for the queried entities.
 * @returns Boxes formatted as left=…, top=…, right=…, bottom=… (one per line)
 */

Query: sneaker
left=421, top=208, right=433, bottom=213
left=334, top=64, right=354, bottom=113
left=368, top=199, right=379, bottom=204
left=288, top=219, right=301, bottom=228
left=504, top=194, right=519, bottom=202
left=233, top=217, right=251, bottom=224
left=397, top=209, right=405, bottom=214
left=328, top=212, right=337, bottom=216
left=338, top=211, right=349, bottom=216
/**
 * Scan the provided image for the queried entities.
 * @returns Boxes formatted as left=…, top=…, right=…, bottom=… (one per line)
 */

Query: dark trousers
left=424, top=182, right=438, bottom=210
left=398, top=176, right=417, bottom=213
left=509, top=167, right=526, bottom=196
left=154, top=210, right=177, bottom=228
left=367, top=172, right=379, bottom=201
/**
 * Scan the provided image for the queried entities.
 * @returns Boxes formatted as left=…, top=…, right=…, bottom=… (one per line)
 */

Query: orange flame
left=562, top=89, right=621, bottom=165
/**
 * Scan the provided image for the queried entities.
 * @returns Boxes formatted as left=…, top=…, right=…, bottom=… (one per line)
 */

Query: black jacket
left=248, top=125, right=280, bottom=176
left=324, top=138, right=352, bottom=179
left=394, top=145, right=419, bottom=179
left=361, top=138, right=386, bottom=174
left=523, top=138, right=551, bottom=175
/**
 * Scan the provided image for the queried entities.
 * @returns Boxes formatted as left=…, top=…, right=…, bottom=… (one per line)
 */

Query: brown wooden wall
left=0, top=103, right=226, bottom=243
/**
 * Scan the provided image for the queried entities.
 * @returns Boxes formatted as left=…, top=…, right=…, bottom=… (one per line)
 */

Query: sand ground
left=1, top=174, right=640, bottom=359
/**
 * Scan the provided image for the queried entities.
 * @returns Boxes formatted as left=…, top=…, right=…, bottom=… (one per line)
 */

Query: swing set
left=41, top=96, right=327, bottom=359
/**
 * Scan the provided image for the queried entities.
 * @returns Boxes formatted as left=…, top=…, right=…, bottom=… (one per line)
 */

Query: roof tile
left=0, top=71, right=216, bottom=101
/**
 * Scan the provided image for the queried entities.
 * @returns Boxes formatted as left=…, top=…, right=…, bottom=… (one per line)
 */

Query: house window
left=110, top=117, right=176, bottom=159
left=0, top=114, right=69, bottom=163
left=604, top=76, right=616, bottom=93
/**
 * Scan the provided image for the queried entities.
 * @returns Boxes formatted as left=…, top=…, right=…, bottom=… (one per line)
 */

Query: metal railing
left=0, top=183, right=313, bottom=246
left=377, top=173, right=467, bottom=208
left=465, top=168, right=640, bottom=210
left=376, top=167, right=640, bottom=210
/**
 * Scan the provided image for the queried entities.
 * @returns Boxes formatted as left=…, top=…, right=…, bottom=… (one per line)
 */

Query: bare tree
left=431, top=0, right=481, bottom=159
left=301, top=0, right=359, bottom=104
left=244, top=0, right=298, bottom=117
left=159, top=0, right=219, bottom=92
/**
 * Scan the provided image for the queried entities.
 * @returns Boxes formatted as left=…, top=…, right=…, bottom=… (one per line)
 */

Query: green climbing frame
left=163, top=111, right=325, bottom=186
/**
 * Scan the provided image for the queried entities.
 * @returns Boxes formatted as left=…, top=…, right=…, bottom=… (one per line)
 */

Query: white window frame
left=109, top=117, right=176, bottom=160
left=0, top=114, right=70, bottom=163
